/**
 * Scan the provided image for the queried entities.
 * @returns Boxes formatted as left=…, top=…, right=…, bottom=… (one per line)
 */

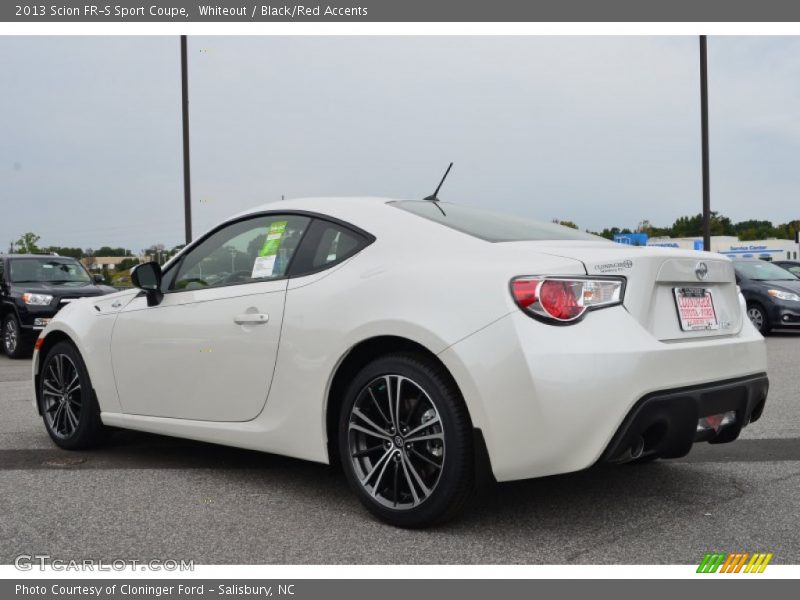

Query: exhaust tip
left=630, top=436, right=645, bottom=460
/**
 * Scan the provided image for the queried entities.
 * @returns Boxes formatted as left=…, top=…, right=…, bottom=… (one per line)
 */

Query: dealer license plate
left=673, top=287, right=719, bottom=331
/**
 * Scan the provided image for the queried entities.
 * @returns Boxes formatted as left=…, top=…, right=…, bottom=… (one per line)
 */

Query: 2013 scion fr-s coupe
left=31, top=198, right=769, bottom=527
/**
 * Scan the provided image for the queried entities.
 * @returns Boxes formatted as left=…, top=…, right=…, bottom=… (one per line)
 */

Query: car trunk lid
left=510, top=241, right=743, bottom=340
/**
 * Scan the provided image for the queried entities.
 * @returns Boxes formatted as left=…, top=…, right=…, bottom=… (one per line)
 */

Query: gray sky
left=1, top=36, right=798, bottom=252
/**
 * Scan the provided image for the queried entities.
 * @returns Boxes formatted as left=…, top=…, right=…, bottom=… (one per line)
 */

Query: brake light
left=511, top=276, right=625, bottom=323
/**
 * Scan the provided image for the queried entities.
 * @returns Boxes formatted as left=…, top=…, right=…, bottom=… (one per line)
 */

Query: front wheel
left=39, top=341, right=108, bottom=449
left=3, top=313, right=33, bottom=358
left=338, top=353, right=474, bottom=528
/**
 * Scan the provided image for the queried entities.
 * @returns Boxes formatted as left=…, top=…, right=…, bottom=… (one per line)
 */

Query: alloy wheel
left=4, top=319, right=18, bottom=354
left=747, top=307, right=764, bottom=331
left=41, top=353, right=82, bottom=439
left=347, top=374, right=445, bottom=509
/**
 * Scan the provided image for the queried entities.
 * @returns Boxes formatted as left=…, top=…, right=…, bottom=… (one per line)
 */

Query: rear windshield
left=390, top=200, right=603, bottom=243
left=734, top=261, right=798, bottom=281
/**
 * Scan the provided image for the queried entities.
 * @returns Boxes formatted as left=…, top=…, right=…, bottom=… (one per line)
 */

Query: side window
left=172, top=214, right=310, bottom=291
left=289, top=219, right=371, bottom=277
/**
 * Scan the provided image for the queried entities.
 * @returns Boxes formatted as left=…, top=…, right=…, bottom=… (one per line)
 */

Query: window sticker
left=251, top=220, right=288, bottom=279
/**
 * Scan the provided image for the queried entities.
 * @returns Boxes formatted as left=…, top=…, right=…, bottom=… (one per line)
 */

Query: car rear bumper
left=597, top=373, right=768, bottom=464
left=439, top=306, right=769, bottom=482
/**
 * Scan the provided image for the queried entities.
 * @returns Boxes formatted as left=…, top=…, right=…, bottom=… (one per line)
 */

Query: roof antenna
left=424, top=162, right=452, bottom=216
left=424, top=162, right=453, bottom=202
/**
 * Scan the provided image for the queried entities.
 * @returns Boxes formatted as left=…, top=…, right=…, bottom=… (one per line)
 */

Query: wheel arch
left=324, top=335, right=494, bottom=485
left=33, top=329, right=78, bottom=415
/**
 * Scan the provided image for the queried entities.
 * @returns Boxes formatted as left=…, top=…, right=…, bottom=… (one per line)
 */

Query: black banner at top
left=4, top=0, right=800, bottom=22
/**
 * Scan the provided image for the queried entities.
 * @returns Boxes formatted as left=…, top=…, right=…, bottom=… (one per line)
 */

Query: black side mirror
left=131, top=261, right=164, bottom=307
left=93, top=274, right=104, bottom=284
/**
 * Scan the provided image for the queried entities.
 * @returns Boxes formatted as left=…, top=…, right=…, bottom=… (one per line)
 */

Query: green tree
left=94, top=246, right=131, bottom=257
left=44, top=246, right=84, bottom=259
left=115, top=258, right=140, bottom=272
left=15, top=232, right=41, bottom=254
left=553, top=219, right=579, bottom=229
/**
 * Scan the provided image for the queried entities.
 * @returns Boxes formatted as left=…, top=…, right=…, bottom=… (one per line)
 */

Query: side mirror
left=93, top=274, right=104, bottom=284
left=131, top=261, right=164, bottom=307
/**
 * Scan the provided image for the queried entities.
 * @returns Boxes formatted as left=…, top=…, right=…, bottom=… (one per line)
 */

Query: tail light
left=511, top=276, right=625, bottom=324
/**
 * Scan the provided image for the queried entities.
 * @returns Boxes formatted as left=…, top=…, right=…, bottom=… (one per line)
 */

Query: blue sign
left=613, top=233, right=649, bottom=246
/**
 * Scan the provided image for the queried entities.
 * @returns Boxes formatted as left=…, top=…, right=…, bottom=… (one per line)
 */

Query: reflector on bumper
left=696, top=410, right=736, bottom=434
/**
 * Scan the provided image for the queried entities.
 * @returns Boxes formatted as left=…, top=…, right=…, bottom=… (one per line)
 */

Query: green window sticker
left=251, top=220, right=289, bottom=279
left=259, top=220, right=288, bottom=257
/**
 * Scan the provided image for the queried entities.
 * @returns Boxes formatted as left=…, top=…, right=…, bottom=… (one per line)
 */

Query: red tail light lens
left=511, top=276, right=625, bottom=323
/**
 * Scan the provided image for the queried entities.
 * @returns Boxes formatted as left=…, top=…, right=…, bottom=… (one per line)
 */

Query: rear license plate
left=673, top=287, right=719, bottom=331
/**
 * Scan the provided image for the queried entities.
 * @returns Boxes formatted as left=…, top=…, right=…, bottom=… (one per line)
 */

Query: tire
left=38, top=341, right=108, bottom=449
left=2, top=313, right=33, bottom=359
left=338, top=352, right=474, bottom=528
left=746, top=303, right=771, bottom=335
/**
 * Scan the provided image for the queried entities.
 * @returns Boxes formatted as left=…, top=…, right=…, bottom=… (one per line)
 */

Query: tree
left=44, top=246, right=84, bottom=259
left=553, top=219, right=579, bottom=229
left=115, top=258, right=140, bottom=272
left=15, top=232, right=41, bottom=254
left=94, top=246, right=131, bottom=257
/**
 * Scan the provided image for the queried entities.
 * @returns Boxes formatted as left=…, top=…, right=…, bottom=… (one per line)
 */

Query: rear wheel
left=3, top=313, right=33, bottom=359
left=747, top=303, right=770, bottom=335
left=338, top=353, right=473, bottom=528
left=39, top=341, right=107, bottom=449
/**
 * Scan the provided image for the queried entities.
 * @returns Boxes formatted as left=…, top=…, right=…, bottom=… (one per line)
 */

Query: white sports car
left=32, top=198, right=769, bottom=527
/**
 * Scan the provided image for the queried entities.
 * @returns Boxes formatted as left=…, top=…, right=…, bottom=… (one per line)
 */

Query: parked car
left=772, top=260, right=800, bottom=278
left=0, top=254, right=115, bottom=358
left=31, top=198, right=769, bottom=527
left=734, top=259, right=800, bottom=334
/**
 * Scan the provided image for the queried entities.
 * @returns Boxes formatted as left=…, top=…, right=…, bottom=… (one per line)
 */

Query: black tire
left=2, top=313, right=33, bottom=359
left=746, top=303, right=771, bottom=335
left=38, top=341, right=108, bottom=450
left=338, top=352, right=474, bottom=528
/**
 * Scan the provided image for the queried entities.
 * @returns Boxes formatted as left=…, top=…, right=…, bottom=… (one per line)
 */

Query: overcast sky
left=1, top=36, right=798, bottom=251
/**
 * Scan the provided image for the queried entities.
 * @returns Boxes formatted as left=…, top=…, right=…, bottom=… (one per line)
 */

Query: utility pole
left=699, top=35, right=711, bottom=252
left=181, top=35, right=193, bottom=245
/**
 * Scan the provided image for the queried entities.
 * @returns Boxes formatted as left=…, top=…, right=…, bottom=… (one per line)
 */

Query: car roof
left=0, top=254, right=77, bottom=259
left=235, top=197, right=394, bottom=223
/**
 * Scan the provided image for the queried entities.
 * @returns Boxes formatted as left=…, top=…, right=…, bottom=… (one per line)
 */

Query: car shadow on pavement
left=7, top=427, right=797, bottom=535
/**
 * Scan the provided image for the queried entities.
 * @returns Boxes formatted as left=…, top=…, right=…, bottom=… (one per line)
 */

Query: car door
left=110, top=213, right=311, bottom=422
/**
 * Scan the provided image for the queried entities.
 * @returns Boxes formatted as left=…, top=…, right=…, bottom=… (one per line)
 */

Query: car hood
left=11, top=281, right=115, bottom=296
left=755, top=279, right=800, bottom=294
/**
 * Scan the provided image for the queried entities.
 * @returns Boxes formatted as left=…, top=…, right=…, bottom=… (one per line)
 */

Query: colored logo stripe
left=697, top=552, right=773, bottom=573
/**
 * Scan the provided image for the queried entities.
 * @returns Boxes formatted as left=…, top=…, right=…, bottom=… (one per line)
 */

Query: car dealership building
left=614, top=233, right=799, bottom=261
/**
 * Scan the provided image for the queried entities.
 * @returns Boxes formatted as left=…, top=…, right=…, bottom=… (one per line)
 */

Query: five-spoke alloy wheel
left=3, top=314, right=32, bottom=359
left=339, top=353, right=473, bottom=528
left=39, top=341, right=107, bottom=449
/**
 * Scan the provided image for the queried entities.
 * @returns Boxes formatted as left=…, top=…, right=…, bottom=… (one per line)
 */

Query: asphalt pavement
left=1, top=334, right=798, bottom=564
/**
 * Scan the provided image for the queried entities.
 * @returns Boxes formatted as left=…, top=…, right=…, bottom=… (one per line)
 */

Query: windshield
left=9, top=258, right=92, bottom=284
left=390, top=200, right=604, bottom=243
left=734, top=261, right=798, bottom=281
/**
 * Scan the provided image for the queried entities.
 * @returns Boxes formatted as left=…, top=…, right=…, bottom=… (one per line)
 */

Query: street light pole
left=181, top=35, right=193, bottom=245
left=699, top=35, right=711, bottom=252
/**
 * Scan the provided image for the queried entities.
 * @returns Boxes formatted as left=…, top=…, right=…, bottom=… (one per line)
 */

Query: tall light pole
left=181, top=35, right=193, bottom=245
left=699, top=35, right=711, bottom=251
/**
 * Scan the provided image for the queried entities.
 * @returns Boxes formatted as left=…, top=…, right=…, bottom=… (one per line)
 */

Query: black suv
left=734, top=259, right=800, bottom=335
left=0, top=254, right=116, bottom=358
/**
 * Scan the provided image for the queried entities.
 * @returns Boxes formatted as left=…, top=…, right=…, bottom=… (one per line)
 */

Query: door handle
left=234, top=313, right=269, bottom=325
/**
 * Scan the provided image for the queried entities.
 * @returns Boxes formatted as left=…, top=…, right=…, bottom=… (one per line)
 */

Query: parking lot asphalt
left=1, top=334, right=799, bottom=565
